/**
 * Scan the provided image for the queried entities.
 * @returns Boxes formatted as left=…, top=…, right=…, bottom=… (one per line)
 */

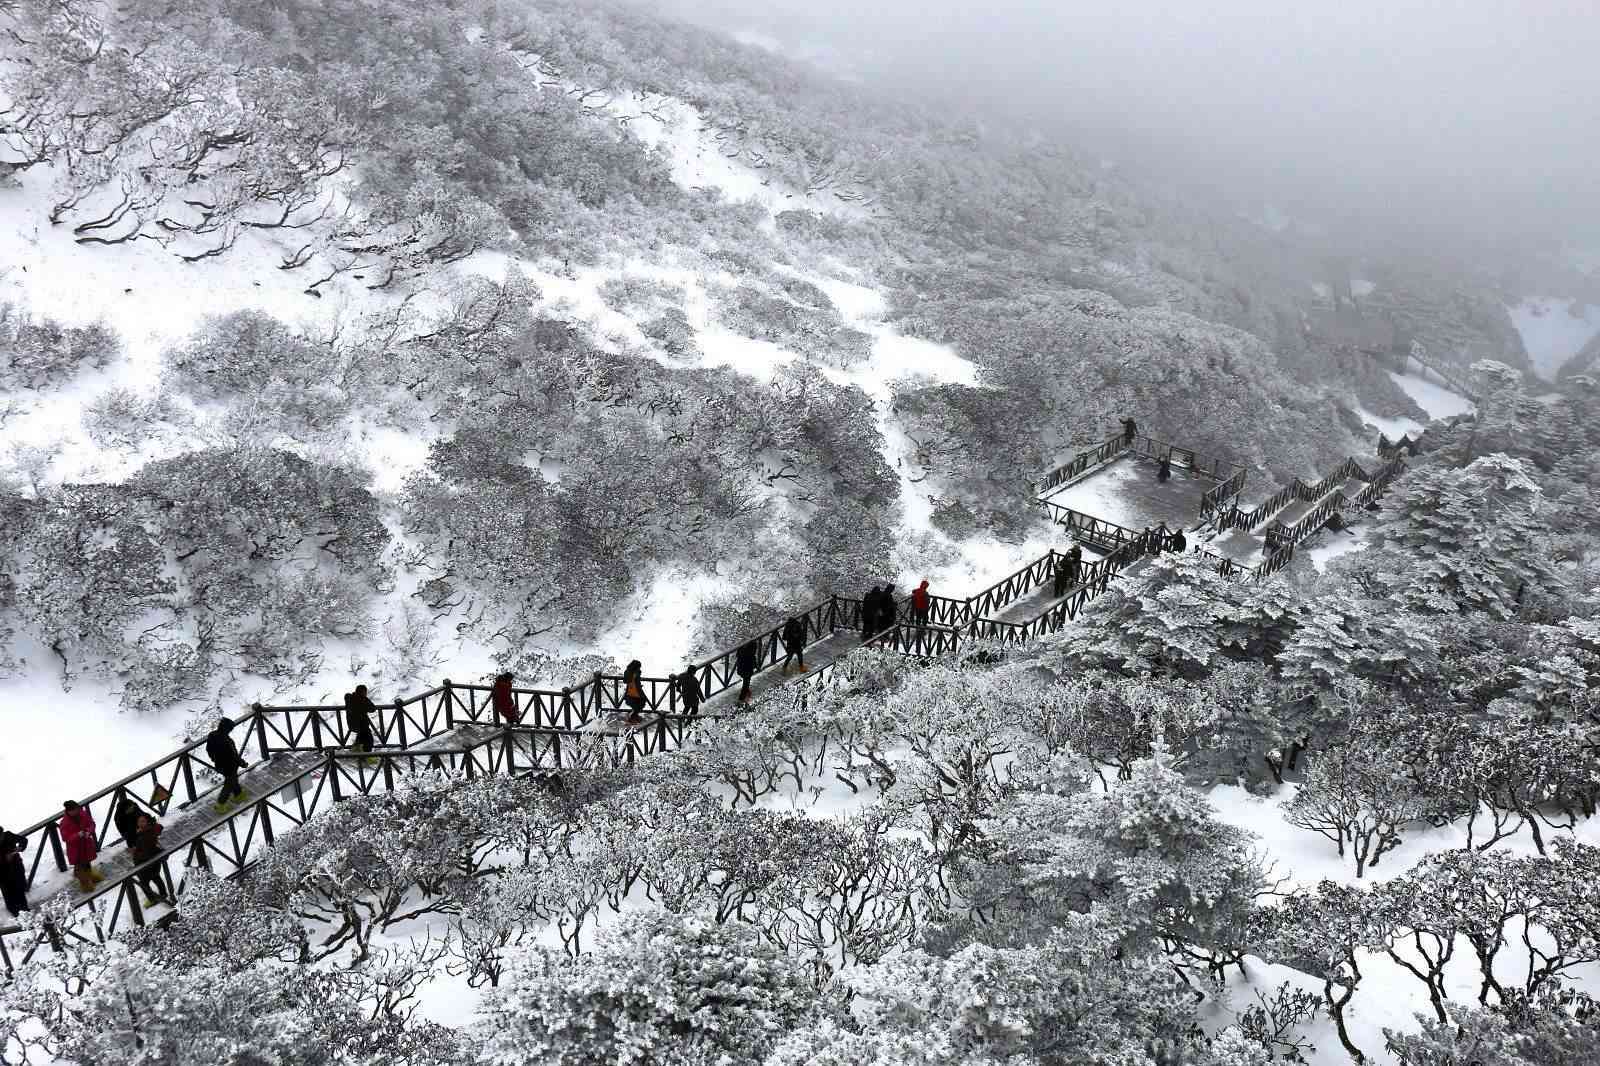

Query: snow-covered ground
left=1351, top=405, right=1423, bottom=442
left=1509, top=297, right=1600, bottom=379
left=1390, top=370, right=1474, bottom=420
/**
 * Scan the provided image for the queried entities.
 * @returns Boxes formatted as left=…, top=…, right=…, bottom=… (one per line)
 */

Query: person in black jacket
left=1169, top=527, right=1188, bottom=554
left=734, top=639, right=760, bottom=703
left=880, top=584, right=898, bottom=633
left=1122, top=417, right=1138, bottom=446
left=1157, top=454, right=1172, bottom=483
left=674, top=665, right=703, bottom=717
left=344, top=685, right=378, bottom=760
left=0, top=827, right=28, bottom=917
left=861, top=586, right=882, bottom=641
left=207, top=718, right=249, bottom=813
left=780, top=616, right=807, bottom=674
left=114, top=797, right=142, bottom=851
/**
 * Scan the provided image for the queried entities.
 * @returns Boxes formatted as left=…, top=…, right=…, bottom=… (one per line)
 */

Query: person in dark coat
left=114, top=797, right=142, bottom=851
left=60, top=801, right=103, bottom=892
left=1157, top=455, right=1172, bottom=483
left=1122, top=417, right=1138, bottom=446
left=1169, top=527, right=1188, bottom=553
left=880, top=584, right=898, bottom=632
left=674, top=665, right=703, bottom=717
left=734, top=639, right=760, bottom=703
left=780, top=616, right=808, bottom=673
left=206, top=718, right=249, bottom=813
left=1053, top=556, right=1071, bottom=597
left=1068, top=545, right=1084, bottom=584
left=130, top=814, right=169, bottom=906
left=345, top=684, right=378, bottom=756
left=490, top=673, right=521, bottom=726
left=0, top=827, right=29, bottom=916
left=861, top=586, right=882, bottom=641
left=622, top=660, right=647, bottom=724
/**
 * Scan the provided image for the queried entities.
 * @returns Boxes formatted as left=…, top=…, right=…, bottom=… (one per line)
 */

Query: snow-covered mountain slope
left=1509, top=296, right=1600, bottom=379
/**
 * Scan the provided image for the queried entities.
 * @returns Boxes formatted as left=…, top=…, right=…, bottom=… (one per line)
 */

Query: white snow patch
left=1040, top=459, right=1153, bottom=532
left=1351, top=405, right=1423, bottom=441
left=1303, top=527, right=1368, bottom=572
left=0, top=634, right=191, bottom=818
left=1351, top=278, right=1376, bottom=298
left=1509, top=297, right=1600, bottom=380
left=1389, top=371, right=1474, bottom=421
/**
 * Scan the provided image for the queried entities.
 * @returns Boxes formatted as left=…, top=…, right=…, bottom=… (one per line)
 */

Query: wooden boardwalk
left=31, top=751, right=326, bottom=916
left=1044, top=455, right=1211, bottom=536
left=1207, top=476, right=1369, bottom=564
left=986, top=548, right=1110, bottom=624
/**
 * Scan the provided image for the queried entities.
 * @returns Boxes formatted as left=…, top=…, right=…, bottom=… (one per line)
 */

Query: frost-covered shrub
left=80, top=386, right=185, bottom=451
left=474, top=909, right=818, bottom=1066
left=118, top=632, right=214, bottom=713
left=639, top=306, right=693, bottom=355
left=0, top=302, right=120, bottom=390
left=597, top=274, right=684, bottom=315
left=13, top=486, right=174, bottom=676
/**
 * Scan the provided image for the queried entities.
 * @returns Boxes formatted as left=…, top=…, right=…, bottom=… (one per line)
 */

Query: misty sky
left=661, top=0, right=1600, bottom=250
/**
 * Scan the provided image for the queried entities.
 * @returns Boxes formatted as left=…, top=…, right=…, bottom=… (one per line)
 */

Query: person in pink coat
left=61, top=800, right=105, bottom=892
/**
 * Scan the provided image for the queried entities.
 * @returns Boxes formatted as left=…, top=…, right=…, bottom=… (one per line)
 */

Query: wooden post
left=393, top=699, right=409, bottom=748
left=442, top=679, right=455, bottom=729
left=254, top=705, right=271, bottom=757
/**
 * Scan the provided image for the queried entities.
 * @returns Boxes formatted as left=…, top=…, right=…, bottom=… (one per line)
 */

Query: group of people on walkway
left=1053, top=545, right=1086, bottom=596
left=0, top=793, right=174, bottom=919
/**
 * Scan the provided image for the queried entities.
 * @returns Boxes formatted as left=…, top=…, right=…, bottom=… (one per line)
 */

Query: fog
left=659, top=0, right=1600, bottom=257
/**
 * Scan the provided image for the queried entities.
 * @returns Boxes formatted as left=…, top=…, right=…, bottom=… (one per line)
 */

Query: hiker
left=1157, top=454, right=1172, bottom=483
left=880, top=584, right=898, bottom=632
left=490, top=673, right=521, bottom=725
left=206, top=718, right=249, bottom=812
left=114, top=797, right=142, bottom=851
left=861, top=585, right=882, bottom=641
left=1155, top=523, right=1172, bottom=552
left=1218, top=556, right=1236, bottom=578
left=0, top=827, right=28, bottom=916
left=781, top=616, right=808, bottom=673
left=622, top=660, right=647, bottom=724
left=1122, top=417, right=1138, bottom=445
left=1142, top=526, right=1159, bottom=557
left=911, top=580, right=931, bottom=628
left=130, top=813, right=168, bottom=906
left=1169, top=526, right=1188, bottom=553
left=1068, top=545, right=1084, bottom=583
left=674, top=665, right=703, bottom=717
left=1053, top=555, right=1071, bottom=597
left=734, top=638, right=760, bottom=703
left=60, top=801, right=103, bottom=892
left=345, top=684, right=378, bottom=755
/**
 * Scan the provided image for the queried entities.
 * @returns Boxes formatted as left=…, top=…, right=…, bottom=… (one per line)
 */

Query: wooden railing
left=1127, top=434, right=1245, bottom=485
left=1036, top=434, right=1125, bottom=496
left=1037, top=502, right=1146, bottom=553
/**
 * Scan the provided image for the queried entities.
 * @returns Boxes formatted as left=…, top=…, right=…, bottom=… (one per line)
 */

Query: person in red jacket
left=911, top=580, right=931, bottom=628
left=60, top=800, right=104, bottom=892
left=490, top=673, right=521, bottom=725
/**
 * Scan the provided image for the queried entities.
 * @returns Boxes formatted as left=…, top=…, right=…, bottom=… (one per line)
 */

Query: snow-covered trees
left=0, top=302, right=120, bottom=391
left=772, top=918, right=1214, bottom=1066
left=1061, top=553, right=1300, bottom=678
left=1282, top=729, right=1432, bottom=878
left=12, top=485, right=173, bottom=678
left=475, top=910, right=817, bottom=1066
left=1349, top=453, right=1565, bottom=619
